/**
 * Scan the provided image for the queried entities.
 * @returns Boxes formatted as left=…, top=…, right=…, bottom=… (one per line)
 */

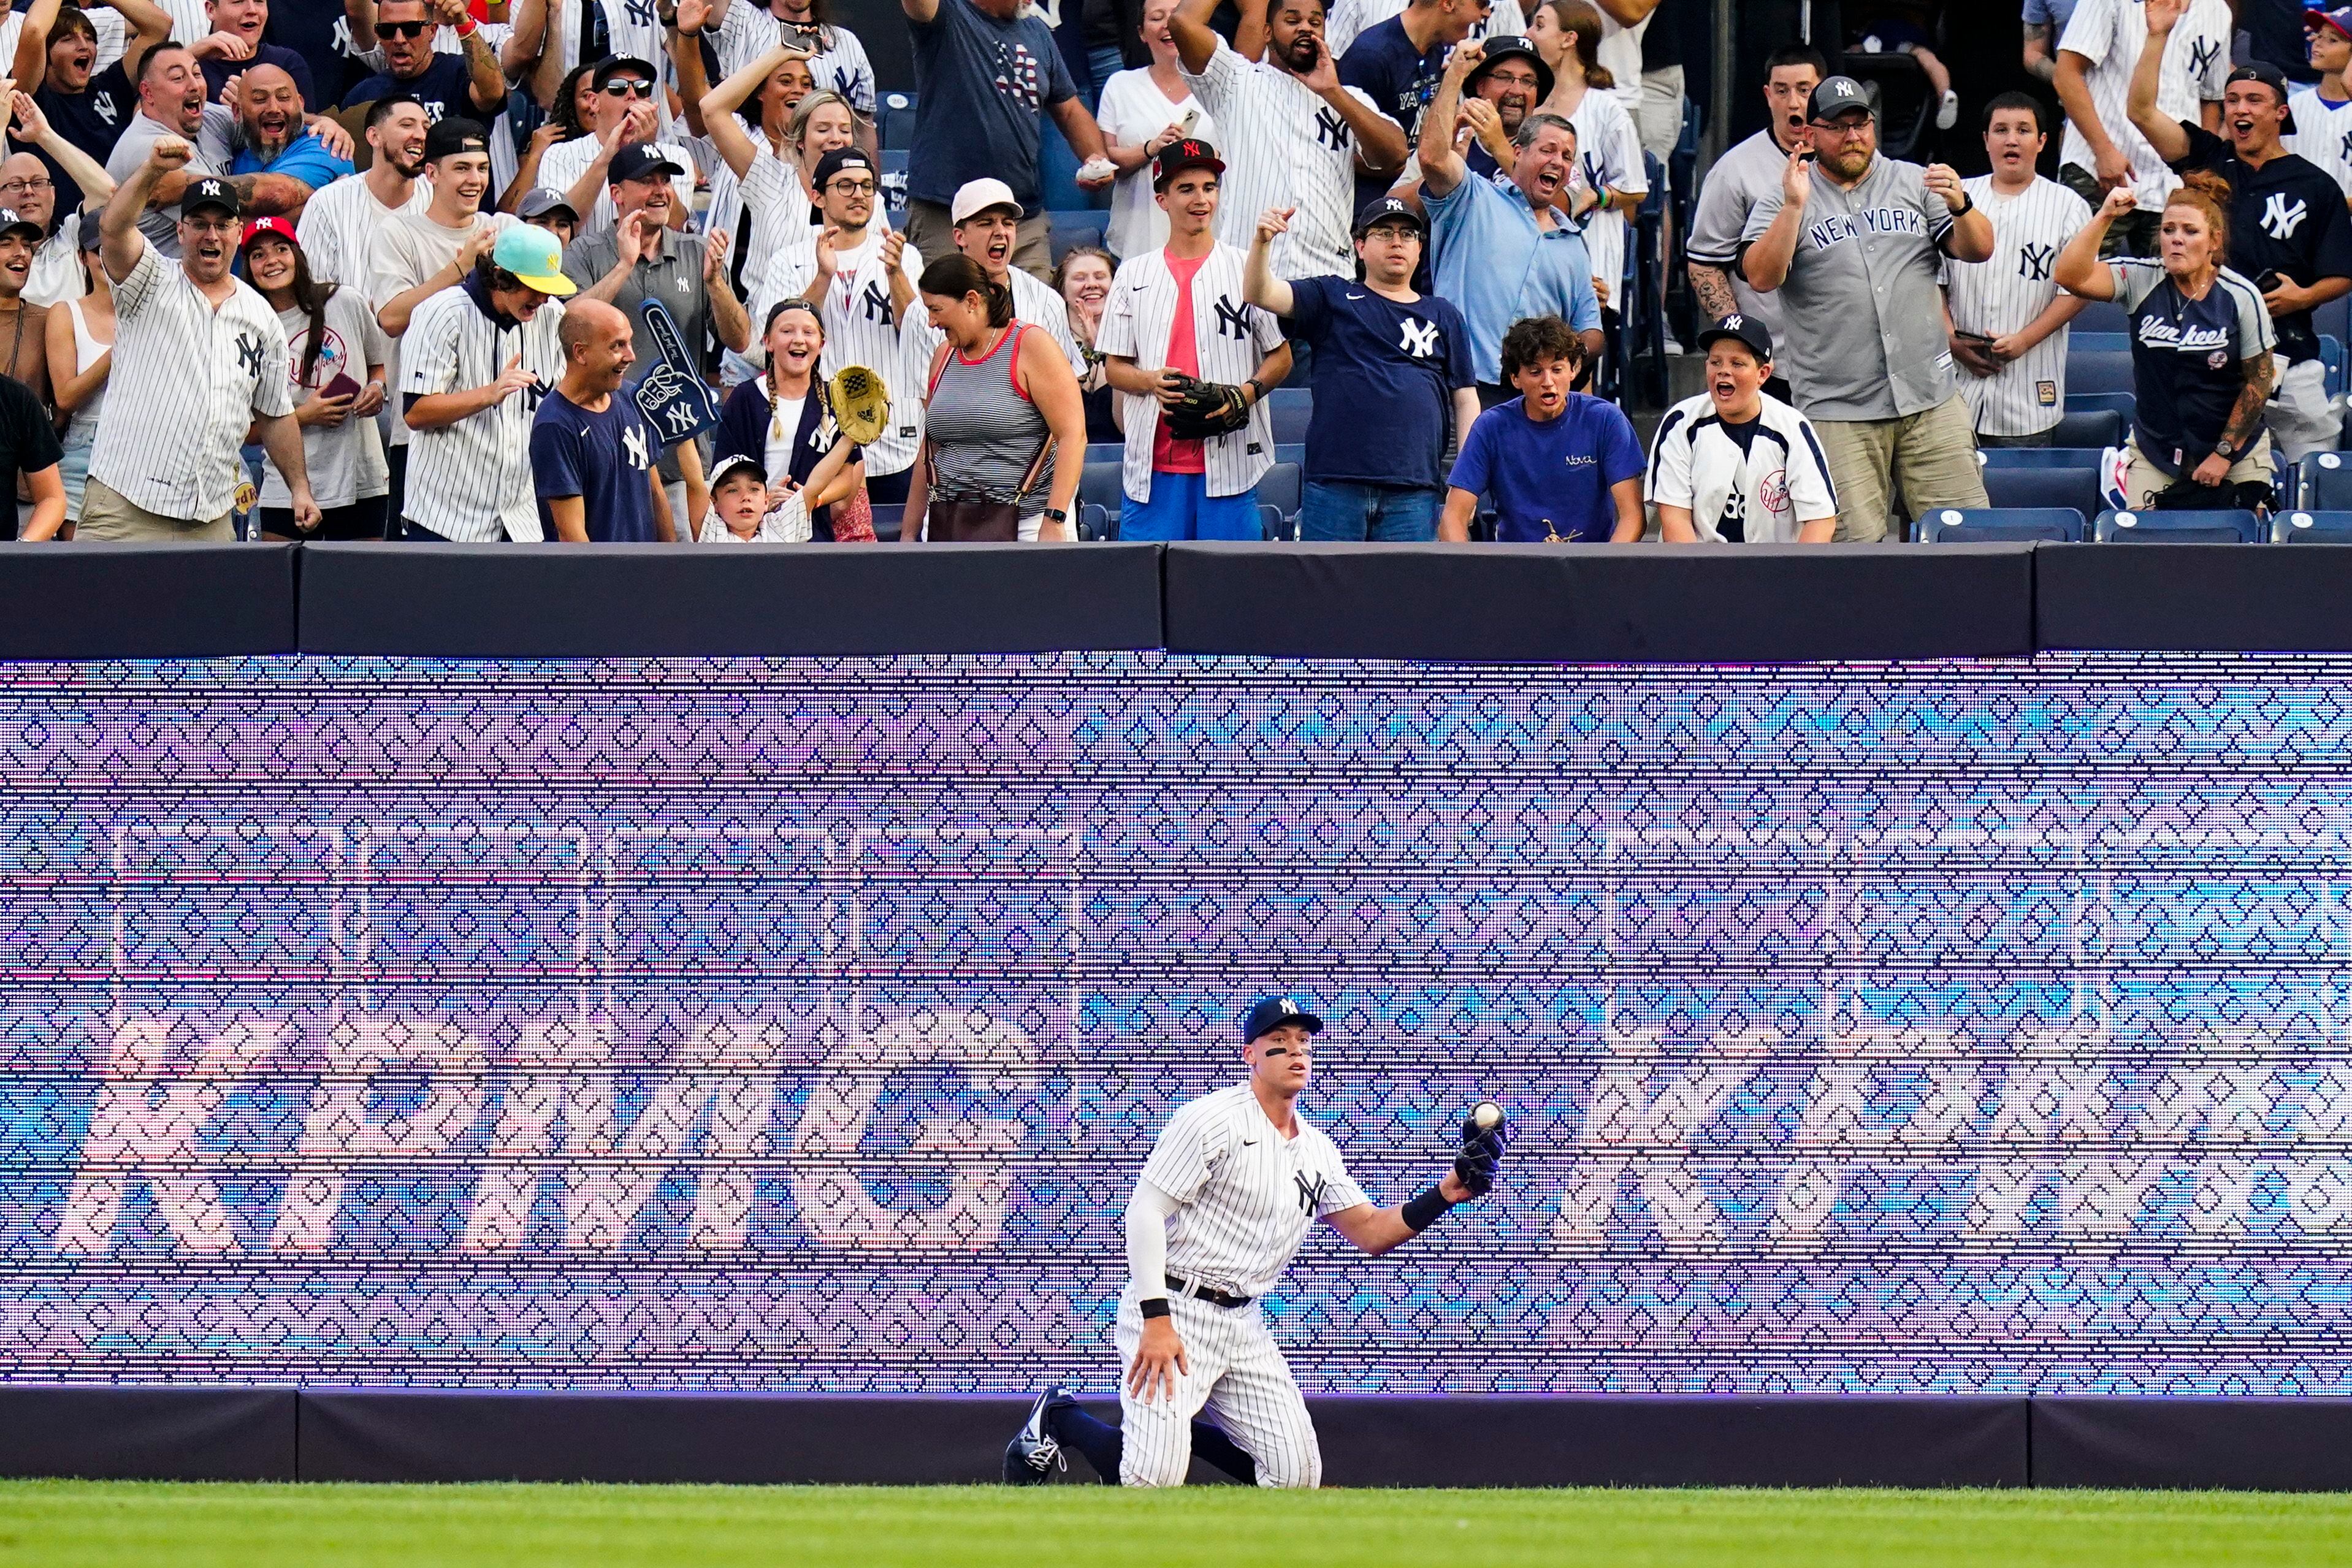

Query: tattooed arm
left=1689, top=261, right=1737, bottom=322
left=2193, top=352, right=2275, bottom=486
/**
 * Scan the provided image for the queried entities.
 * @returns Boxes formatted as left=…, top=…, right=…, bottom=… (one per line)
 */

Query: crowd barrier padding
left=2037, top=542, right=2352, bottom=651
left=0, top=542, right=294, bottom=659
left=0, top=1387, right=297, bottom=1481
left=2032, top=1399, right=2352, bottom=1491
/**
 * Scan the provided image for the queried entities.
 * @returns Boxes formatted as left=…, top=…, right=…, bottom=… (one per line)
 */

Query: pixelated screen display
left=6, top=650, right=2352, bottom=1395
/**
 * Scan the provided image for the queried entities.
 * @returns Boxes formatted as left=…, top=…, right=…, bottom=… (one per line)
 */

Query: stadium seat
left=1982, top=465, right=2103, bottom=516
left=2066, top=390, right=2135, bottom=421
left=879, top=149, right=909, bottom=229
left=2068, top=332, right=2128, bottom=353
left=880, top=91, right=915, bottom=150
left=2321, top=292, right=2351, bottom=346
left=2302, top=451, right=2352, bottom=508
left=2094, top=508, right=2264, bottom=542
left=1258, top=460, right=1301, bottom=520
left=1082, top=461, right=1124, bottom=523
left=1979, top=446, right=2106, bottom=470
left=2272, top=508, right=2352, bottom=541
left=1274, top=443, right=1305, bottom=468
left=1086, top=441, right=1123, bottom=464
left=1077, top=501, right=1112, bottom=541
left=2064, top=351, right=2136, bottom=396
left=2050, top=407, right=2125, bottom=448
left=871, top=503, right=903, bottom=542
left=2072, top=298, right=2128, bottom=332
left=1916, top=507, right=2084, bottom=542
left=1268, top=387, right=1312, bottom=444
left=1049, top=211, right=1105, bottom=265
left=2325, top=335, right=2346, bottom=400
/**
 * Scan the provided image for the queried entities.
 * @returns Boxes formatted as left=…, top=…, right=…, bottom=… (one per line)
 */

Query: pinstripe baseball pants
left=1114, top=1293, right=1319, bottom=1488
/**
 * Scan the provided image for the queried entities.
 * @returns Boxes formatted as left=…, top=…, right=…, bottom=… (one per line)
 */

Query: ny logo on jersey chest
left=2017, top=242, right=2055, bottom=282
left=1399, top=318, right=1438, bottom=357
left=2186, top=36, right=2222, bottom=77
left=860, top=279, right=892, bottom=322
left=1212, top=295, right=1252, bottom=340
left=1293, top=1170, right=1326, bottom=1216
left=2263, top=191, right=2310, bottom=239
left=623, top=0, right=656, bottom=25
left=234, top=331, right=263, bottom=378
left=1313, top=107, right=1350, bottom=151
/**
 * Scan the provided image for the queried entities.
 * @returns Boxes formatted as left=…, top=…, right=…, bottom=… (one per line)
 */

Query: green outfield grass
left=5, top=1482, right=2352, bottom=1567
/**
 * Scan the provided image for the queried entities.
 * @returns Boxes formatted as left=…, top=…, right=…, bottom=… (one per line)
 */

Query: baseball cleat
left=1003, top=1386, right=1074, bottom=1483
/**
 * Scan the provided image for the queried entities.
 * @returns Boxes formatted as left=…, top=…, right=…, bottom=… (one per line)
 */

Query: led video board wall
left=4, top=650, right=2350, bottom=1395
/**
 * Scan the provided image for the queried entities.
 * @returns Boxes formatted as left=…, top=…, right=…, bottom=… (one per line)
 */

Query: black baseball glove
left=1158, top=373, right=1253, bottom=440
left=1454, top=1108, right=1513, bottom=1197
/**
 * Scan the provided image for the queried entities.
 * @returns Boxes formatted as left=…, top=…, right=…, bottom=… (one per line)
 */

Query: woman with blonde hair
left=707, top=69, right=863, bottom=386
left=2055, top=170, right=2277, bottom=511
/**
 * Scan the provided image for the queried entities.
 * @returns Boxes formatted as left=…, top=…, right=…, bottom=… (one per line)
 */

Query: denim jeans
left=1297, top=481, right=1440, bottom=542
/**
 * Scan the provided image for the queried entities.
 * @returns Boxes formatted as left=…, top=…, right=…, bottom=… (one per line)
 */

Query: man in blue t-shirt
left=899, top=0, right=1113, bottom=280
left=1336, top=0, right=1488, bottom=210
left=339, top=0, right=508, bottom=127
left=532, top=297, right=674, bottom=543
left=1440, top=314, right=1643, bottom=542
left=1245, top=194, right=1476, bottom=541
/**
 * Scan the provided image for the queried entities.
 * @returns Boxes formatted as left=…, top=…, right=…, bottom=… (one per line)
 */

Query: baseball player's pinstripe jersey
left=1942, top=174, right=2093, bottom=437
left=713, top=6, right=878, bottom=117
left=397, top=283, right=568, bottom=541
left=760, top=225, right=928, bottom=479
left=2056, top=0, right=2232, bottom=212
left=1563, top=88, right=1646, bottom=307
left=1180, top=38, right=1380, bottom=280
left=298, top=173, right=433, bottom=291
left=1646, top=388, right=1839, bottom=542
left=1738, top=153, right=1958, bottom=421
left=1097, top=241, right=1285, bottom=501
left=2286, top=88, right=2352, bottom=199
left=87, top=240, right=292, bottom=521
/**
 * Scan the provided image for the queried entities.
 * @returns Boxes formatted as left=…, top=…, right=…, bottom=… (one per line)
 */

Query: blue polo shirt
left=231, top=131, right=354, bottom=190
left=1424, top=172, right=1602, bottom=386
left=1448, top=393, right=1644, bottom=542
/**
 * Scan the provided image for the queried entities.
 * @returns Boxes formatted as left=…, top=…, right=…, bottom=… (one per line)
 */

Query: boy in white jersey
left=2288, top=6, right=2352, bottom=206
left=1944, top=92, right=2093, bottom=446
left=1004, top=995, right=1510, bottom=1488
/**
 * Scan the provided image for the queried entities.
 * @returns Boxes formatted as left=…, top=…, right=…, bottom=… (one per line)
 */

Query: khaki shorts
left=2118, top=430, right=2275, bottom=511
left=1811, top=393, right=1988, bottom=542
left=76, top=476, right=234, bottom=541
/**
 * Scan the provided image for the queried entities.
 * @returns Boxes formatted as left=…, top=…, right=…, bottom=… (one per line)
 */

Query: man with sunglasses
left=535, top=56, right=696, bottom=239
left=1003, top=995, right=1510, bottom=1488
left=340, top=0, right=508, bottom=131
left=1740, top=75, right=1993, bottom=541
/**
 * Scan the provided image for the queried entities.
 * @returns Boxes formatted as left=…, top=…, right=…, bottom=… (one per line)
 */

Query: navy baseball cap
left=1807, top=75, right=1874, bottom=123
left=1464, top=34, right=1554, bottom=105
left=181, top=176, right=240, bottom=219
left=814, top=147, right=876, bottom=191
left=1242, top=995, right=1323, bottom=1043
left=609, top=141, right=684, bottom=185
left=1697, top=312, right=1773, bottom=362
left=2313, top=4, right=2352, bottom=42
left=2227, top=61, right=2299, bottom=132
left=1353, top=195, right=1425, bottom=235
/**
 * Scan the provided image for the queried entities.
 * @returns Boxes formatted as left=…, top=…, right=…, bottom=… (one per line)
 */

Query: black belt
left=1166, top=1273, right=1253, bottom=1309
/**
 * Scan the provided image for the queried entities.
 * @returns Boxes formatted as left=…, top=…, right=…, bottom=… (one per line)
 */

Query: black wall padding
left=1161, top=543, right=2038, bottom=663
left=2034, top=1398, right=2352, bottom=1490
left=0, top=544, right=296, bottom=658
left=2037, top=543, right=2352, bottom=650
left=0, top=1386, right=297, bottom=1480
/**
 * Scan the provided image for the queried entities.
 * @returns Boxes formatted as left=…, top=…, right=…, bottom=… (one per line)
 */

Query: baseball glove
left=825, top=364, right=892, bottom=447
left=1158, top=373, right=1253, bottom=441
left=1454, top=1107, right=1513, bottom=1197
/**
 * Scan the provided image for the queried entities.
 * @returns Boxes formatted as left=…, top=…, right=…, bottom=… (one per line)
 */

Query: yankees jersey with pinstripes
left=761, top=226, right=928, bottom=478
left=724, top=147, right=821, bottom=311
left=397, top=282, right=568, bottom=541
left=1181, top=38, right=1380, bottom=280
left=1942, top=174, right=2091, bottom=437
left=1140, top=1084, right=1369, bottom=1301
left=714, top=6, right=878, bottom=117
left=297, top=172, right=432, bottom=291
left=1097, top=241, right=1285, bottom=501
left=2055, top=0, right=2231, bottom=213
left=1645, top=389, right=1838, bottom=544
left=2286, top=88, right=2352, bottom=199
left=1325, top=0, right=1522, bottom=56
left=1562, top=88, right=1646, bottom=310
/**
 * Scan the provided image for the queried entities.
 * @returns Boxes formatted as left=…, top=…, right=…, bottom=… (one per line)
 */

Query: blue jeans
left=1087, top=44, right=1124, bottom=112
left=1297, top=481, right=1440, bottom=542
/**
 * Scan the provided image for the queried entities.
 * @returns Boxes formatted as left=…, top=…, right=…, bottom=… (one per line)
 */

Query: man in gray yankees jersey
left=1741, top=75, right=1994, bottom=541
left=1004, top=995, right=1505, bottom=1488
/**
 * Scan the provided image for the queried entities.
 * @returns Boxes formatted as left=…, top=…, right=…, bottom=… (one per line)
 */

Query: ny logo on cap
left=1831, top=80, right=1861, bottom=100
left=1278, top=997, right=1298, bottom=1015
left=1174, top=139, right=1207, bottom=160
left=1722, top=314, right=1744, bottom=332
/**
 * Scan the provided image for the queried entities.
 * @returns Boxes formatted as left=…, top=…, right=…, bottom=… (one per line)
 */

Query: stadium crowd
left=0, top=0, right=2343, bottom=542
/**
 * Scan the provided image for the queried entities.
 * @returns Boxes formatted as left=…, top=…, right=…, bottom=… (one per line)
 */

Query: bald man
left=530, top=295, right=674, bottom=543
left=225, top=64, right=353, bottom=219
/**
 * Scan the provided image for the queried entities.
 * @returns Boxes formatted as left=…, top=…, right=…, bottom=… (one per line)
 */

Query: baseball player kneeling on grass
left=1006, top=995, right=1510, bottom=1488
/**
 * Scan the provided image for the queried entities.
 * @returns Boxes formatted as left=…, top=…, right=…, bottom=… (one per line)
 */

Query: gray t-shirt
left=1684, top=127, right=1790, bottom=340
left=1739, top=152, right=1957, bottom=422
left=104, top=106, right=234, bottom=259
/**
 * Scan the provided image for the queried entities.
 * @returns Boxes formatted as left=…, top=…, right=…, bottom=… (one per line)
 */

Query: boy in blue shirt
left=1440, top=314, right=1644, bottom=542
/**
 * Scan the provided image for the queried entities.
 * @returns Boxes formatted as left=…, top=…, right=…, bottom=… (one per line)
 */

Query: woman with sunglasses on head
left=239, top=218, right=391, bottom=541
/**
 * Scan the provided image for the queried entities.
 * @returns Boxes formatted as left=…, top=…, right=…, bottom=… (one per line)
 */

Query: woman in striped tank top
left=901, top=254, right=1088, bottom=541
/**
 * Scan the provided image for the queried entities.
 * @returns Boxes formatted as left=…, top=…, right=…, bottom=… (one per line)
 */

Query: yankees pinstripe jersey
left=2055, top=0, right=2231, bottom=212
left=1326, top=0, right=1522, bottom=56
left=760, top=225, right=928, bottom=478
left=1140, top=1083, right=1369, bottom=1300
left=297, top=172, right=432, bottom=290
left=1180, top=38, right=1380, bottom=280
left=2286, top=88, right=2352, bottom=198
left=370, top=210, right=517, bottom=451
left=713, top=6, right=878, bottom=117
left=721, top=147, right=820, bottom=308
left=397, top=280, right=568, bottom=541
left=86, top=240, right=292, bottom=520
left=1098, top=242, right=1284, bottom=501
left=1942, top=174, right=2091, bottom=437
left=1563, top=88, right=1646, bottom=308
left=534, top=134, right=700, bottom=239
left=1646, top=389, right=1838, bottom=543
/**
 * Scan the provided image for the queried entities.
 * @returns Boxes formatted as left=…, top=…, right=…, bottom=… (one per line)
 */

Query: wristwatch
left=2213, top=436, right=2238, bottom=460
left=1042, top=506, right=1069, bottom=525
left=1952, top=192, right=1974, bottom=216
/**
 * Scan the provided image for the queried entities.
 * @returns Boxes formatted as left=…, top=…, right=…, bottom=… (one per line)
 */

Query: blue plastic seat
left=1982, top=465, right=2102, bottom=516
left=2094, top=508, right=2264, bottom=542
left=2064, top=351, right=2136, bottom=395
left=1267, top=387, right=1312, bottom=444
left=2066, top=390, right=2136, bottom=420
left=2068, top=331, right=2130, bottom=353
left=2272, top=509, right=2352, bottom=541
left=2300, top=451, right=2352, bottom=508
left=1916, top=508, right=2084, bottom=542
left=1048, top=211, right=1105, bottom=265
left=2050, top=407, right=2124, bottom=449
left=1979, top=446, right=2107, bottom=470
left=1081, top=461, right=1124, bottom=531
left=2072, top=298, right=2128, bottom=333
left=879, top=91, right=915, bottom=150
left=1273, top=443, right=1304, bottom=468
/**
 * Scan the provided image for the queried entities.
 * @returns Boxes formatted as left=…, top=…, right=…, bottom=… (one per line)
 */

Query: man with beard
left=567, top=142, right=749, bottom=529
left=1459, top=32, right=1548, bottom=174
left=370, top=117, right=514, bottom=530
left=86, top=140, right=316, bottom=539
left=226, top=63, right=353, bottom=221
left=18, top=0, right=174, bottom=214
left=297, top=93, right=429, bottom=289
left=1172, top=0, right=1399, bottom=281
left=1685, top=45, right=1820, bottom=360
left=2129, top=0, right=2352, bottom=463
left=531, top=295, right=672, bottom=542
left=189, top=0, right=313, bottom=107
left=1418, top=42, right=1600, bottom=403
left=4, top=91, right=118, bottom=307
left=536, top=56, right=697, bottom=240
left=1337, top=0, right=1490, bottom=210
left=339, top=0, right=506, bottom=129
left=1740, top=75, right=1993, bottom=541
left=104, top=44, right=308, bottom=257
